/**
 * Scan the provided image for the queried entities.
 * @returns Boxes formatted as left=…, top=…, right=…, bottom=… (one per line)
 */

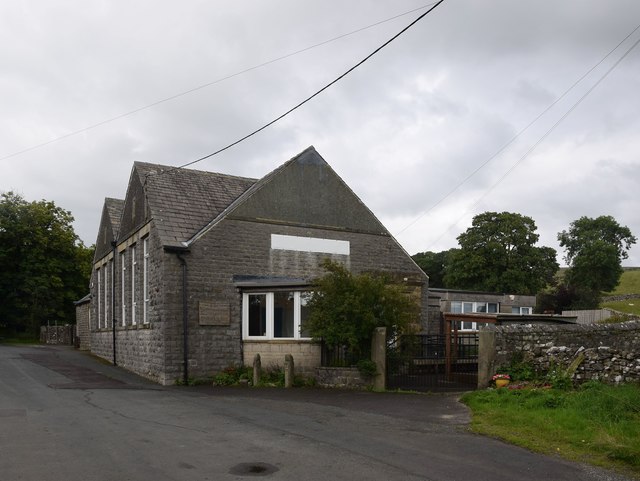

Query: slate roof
left=104, top=198, right=125, bottom=238
left=184, top=147, right=312, bottom=246
left=133, top=162, right=256, bottom=247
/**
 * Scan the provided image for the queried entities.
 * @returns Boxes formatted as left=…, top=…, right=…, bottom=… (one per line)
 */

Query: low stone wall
left=243, top=340, right=321, bottom=376
left=601, top=294, right=640, bottom=302
left=40, top=325, right=75, bottom=345
left=315, top=367, right=371, bottom=389
left=479, top=321, right=640, bottom=387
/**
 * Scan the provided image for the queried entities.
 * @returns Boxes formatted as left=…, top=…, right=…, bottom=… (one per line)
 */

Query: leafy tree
left=443, top=211, right=558, bottom=295
left=0, top=192, right=93, bottom=336
left=558, top=215, right=636, bottom=305
left=411, top=249, right=456, bottom=288
left=536, top=283, right=596, bottom=313
left=306, top=259, right=418, bottom=359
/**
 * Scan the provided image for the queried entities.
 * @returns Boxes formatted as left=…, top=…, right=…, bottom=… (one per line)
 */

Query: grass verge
left=0, top=336, right=40, bottom=344
left=600, top=300, right=640, bottom=317
left=461, top=382, right=640, bottom=477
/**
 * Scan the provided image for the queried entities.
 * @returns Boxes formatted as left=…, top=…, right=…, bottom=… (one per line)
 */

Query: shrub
left=213, top=365, right=252, bottom=386
left=356, top=359, right=378, bottom=377
left=306, top=260, right=419, bottom=360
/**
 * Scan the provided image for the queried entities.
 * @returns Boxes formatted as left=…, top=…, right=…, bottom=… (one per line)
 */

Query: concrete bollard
left=253, top=353, right=261, bottom=386
left=284, top=354, right=294, bottom=388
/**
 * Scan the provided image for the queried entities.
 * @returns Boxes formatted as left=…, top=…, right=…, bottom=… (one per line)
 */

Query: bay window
left=243, top=291, right=312, bottom=340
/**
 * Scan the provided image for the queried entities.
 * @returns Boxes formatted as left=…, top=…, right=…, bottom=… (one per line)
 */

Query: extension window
left=242, top=291, right=312, bottom=340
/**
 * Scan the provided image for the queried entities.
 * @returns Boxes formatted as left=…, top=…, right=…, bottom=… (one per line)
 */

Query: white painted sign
left=271, top=234, right=350, bottom=255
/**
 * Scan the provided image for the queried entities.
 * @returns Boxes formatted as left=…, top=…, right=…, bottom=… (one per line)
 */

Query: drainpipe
left=110, top=240, right=117, bottom=366
left=166, top=246, right=190, bottom=385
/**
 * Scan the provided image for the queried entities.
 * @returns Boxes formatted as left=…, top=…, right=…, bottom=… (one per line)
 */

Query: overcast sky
left=2, top=0, right=639, bottom=266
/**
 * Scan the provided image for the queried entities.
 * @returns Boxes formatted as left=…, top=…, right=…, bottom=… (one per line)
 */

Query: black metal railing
left=386, top=333, right=479, bottom=392
left=320, top=342, right=363, bottom=367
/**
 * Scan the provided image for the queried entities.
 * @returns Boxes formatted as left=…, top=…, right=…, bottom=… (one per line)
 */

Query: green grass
left=600, top=268, right=640, bottom=316
left=605, top=268, right=640, bottom=296
left=600, top=300, right=640, bottom=316
left=461, top=383, right=640, bottom=477
left=0, top=335, right=40, bottom=344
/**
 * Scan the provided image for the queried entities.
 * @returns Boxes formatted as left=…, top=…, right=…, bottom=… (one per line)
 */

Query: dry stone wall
left=40, top=325, right=74, bottom=345
left=491, top=321, right=640, bottom=384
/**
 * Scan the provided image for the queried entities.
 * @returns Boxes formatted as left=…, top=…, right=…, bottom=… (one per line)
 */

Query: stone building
left=74, top=293, right=91, bottom=350
left=428, top=288, right=537, bottom=333
left=89, top=147, right=428, bottom=385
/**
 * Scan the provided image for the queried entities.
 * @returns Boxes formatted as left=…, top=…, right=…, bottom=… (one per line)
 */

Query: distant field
left=604, top=268, right=640, bottom=296
left=600, top=300, right=640, bottom=316
left=601, top=268, right=640, bottom=315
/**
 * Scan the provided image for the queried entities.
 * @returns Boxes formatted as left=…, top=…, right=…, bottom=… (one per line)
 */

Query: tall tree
left=444, top=211, right=558, bottom=294
left=411, top=249, right=456, bottom=288
left=558, top=215, right=636, bottom=297
left=0, top=192, right=93, bottom=336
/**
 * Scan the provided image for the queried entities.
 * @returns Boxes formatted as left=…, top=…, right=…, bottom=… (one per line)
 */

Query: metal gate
left=386, top=334, right=478, bottom=392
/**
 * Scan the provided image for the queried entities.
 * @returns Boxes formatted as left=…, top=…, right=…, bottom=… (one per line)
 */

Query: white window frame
left=451, top=301, right=499, bottom=314
left=512, top=306, right=532, bottom=315
left=104, top=262, right=109, bottom=328
left=131, top=244, right=137, bottom=325
left=121, top=250, right=127, bottom=326
left=242, top=291, right=312, bottom=340
left=453, top=319, right=494, bottom=332
left=97, top=268, right=102, bottom=329
left=143, top=237, right=149, bottom=324
left=455, top=320, right=479, bottom=332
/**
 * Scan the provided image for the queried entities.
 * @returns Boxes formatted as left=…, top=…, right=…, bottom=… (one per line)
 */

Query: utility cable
left=422, top=34, right=640, bottom=251
left=156, top=0, right=446, bottom=175
left=394, top=21, right=640, bottom=238
left=0, top=3, right=439, bottom=163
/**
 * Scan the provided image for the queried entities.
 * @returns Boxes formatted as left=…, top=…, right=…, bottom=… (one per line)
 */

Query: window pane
left=248, top=294, right=267, bottom=336
left=476, top=303, right=487, bottom=313
left=274, top=292, right=295, bottom=338
left=299, top=292, right=312, bottom=338
left=488, top=303, right=498, bottom=313
left=511, top=307, right=520, bottom=314
left=463, top=302, right=473, bottom=313
left=451, top=301, right=462, bottom=313
left=522, top=307, right=531, bottom=315
left=462, top=321, right=474, bottom=330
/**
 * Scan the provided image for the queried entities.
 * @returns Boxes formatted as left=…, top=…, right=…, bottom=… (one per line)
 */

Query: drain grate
left=228, top=463, right=279, bottom=477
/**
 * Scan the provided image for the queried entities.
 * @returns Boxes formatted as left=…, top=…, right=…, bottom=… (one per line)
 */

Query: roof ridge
left=133, top=160, right=257, bottom=183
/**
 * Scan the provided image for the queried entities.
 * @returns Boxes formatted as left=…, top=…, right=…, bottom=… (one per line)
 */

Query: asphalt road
left=0, top=344, right=633, bottom=481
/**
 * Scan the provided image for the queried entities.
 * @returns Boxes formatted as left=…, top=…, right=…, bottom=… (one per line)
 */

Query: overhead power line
left=394, top=21, right=640, bottom=238
left=422, top=32, right=640, bottom=251
left=160, top=0, right=446, bottom=174
left=0, top=2, right=440, bottom=163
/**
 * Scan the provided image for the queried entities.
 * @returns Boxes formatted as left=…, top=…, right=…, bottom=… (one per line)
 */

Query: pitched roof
left=104, top=198, right=125, bottom=238
left=133, top=162, right=256, bottom=247
left=186, top=146, right=387, bottom=245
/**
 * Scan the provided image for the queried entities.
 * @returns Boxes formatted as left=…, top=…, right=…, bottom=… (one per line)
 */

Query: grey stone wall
left=315, top=367, right=371, bottom=389
left=74, top=302, right=91, bottom=350
left=90, top=206, right=427, bottom=385
left=90, top=225, right=170, bottom=384
left=183, top=218, right=427, bottom=379
left=486, top=321, right=640, bottom=385
left=40, top=325, right=74, bottom=345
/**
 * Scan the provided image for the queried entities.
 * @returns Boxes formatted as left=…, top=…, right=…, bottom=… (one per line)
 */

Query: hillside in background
left=601, top=268, right=640, bottom=316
